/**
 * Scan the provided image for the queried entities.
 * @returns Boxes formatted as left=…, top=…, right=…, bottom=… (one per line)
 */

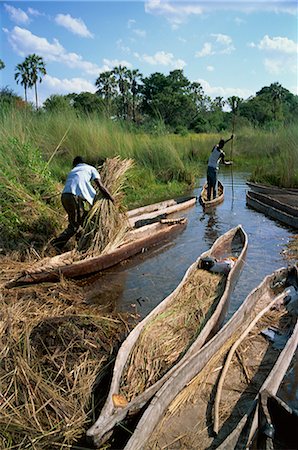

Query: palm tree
left=95, top=70, right=117, bottom=116
left=113, top=65, right=130, bottom=119
left=25, top=54, right=47, bottom=108
left=127, top=68, right=142, bottom=122
left=15, top=61, right=30, bottom=102
left=0, top=59, right=5, bottom=70
left=270, top=82, right=284, bottom=121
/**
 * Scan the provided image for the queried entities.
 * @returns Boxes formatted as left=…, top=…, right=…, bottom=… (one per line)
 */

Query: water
left=84, top=170, right=298, bottom=412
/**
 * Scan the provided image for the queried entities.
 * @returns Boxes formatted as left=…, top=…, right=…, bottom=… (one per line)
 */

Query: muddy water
left=85, top=170, right=298, bottom=409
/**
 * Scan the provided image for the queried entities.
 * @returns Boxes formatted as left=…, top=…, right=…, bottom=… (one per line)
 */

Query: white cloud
left=197, top=78, right=252, bottom=100
left=44, top=74, right=96, bottom=93
left=137, top=50, right=186, bottom=69
left=133, top=28, right=147, bottom=38
left=4, top=4, right=30, bottom=25
left=127, top=19, right=136, bottom=29
left=196, top=42, right=214, bottom=58
left=234, top=17, right=245, bottom=26
left=211, top=33, right=235, bottom=54
left=117, top=39, right=131, bottom=53
left=196, top=34, right=235, bottom=57
left=55, top=14, right=94, bottom=38
left=145, top=0, right=297, bottom=26
left=145, top=0, right=203, bottom=28
left=5, top=26, right=100, bottom=75
left=206, top=65, right=214, bottom=72
left=257, top=35, right=298, bottom=54
left=27, top=8, right=43, bottom=17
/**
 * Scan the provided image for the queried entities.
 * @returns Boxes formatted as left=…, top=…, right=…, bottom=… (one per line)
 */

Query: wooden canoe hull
left=246, top=191, right=298, bottom=229
left=5, top=221, right=187, bottom=287
left=255, top=390, right=298, bottom=450
left=246, top=181, right=298, bottom=196
left=86, top=225, right=247, bottom=447
left=124, top=266, right=298, bottom=450
left=128, top=196, right=196, bottom=227
left=199, top=180, right=224, bottom=209
left=6, top=195, right=197, bottom=287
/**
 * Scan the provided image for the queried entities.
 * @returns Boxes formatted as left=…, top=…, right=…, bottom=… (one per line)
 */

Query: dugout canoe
left=124, top=265, right=298, bottom=450
left=255, top=389, right=298, bottom=450
left=87, top=225, right=247, bottom=447
left=199, top=180, right=224, bottom=209
left=128, top=195, right=197, bottom=228
left=246, top=190, right=298, bottom=229
left=246, top=181, right=298, bottom=196
left=5, top=219, right=187, bottom=288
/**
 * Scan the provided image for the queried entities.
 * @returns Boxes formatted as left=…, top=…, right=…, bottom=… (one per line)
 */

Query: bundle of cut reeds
left=119, top=269, right=224, bottom=402
left=77, top=156, right=134, bottom=257
left=0, top=278, right=133, bottom=449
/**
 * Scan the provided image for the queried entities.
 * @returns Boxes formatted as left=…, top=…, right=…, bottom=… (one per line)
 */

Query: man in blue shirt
left=52, top=156, right=114, bottom=251
left=207, top=135, right=233, bottom=201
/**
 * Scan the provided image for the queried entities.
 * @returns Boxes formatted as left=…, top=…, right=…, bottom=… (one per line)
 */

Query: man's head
left=72, top=156, right=84, bottom=167
left=218, top=139, right=225, bottom=149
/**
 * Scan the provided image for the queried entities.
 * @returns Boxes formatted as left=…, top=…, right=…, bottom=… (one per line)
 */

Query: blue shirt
left=62, top=163, right=101, bottom=205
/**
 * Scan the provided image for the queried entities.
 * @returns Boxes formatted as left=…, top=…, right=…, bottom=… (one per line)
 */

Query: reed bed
left=77, top=156, right=134, bottom=257
left=0, top=277, right=133, bottom=449
left=119, top=269, right=225, bottom=402
left=146, top=303, right=290, bottom=450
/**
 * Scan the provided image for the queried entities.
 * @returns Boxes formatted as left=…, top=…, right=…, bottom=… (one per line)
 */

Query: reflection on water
left=83, top=170, right=298, bottom=409
left=201, top=209, right=221, bottom=245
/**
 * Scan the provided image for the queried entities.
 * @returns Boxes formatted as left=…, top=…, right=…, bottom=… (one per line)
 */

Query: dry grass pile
left=0, top=279, right=132, bottom=449
left=77, top=157, right=134, bottom=257
left=147, top=304, right=290, bottom=450
left=119, top=269, right=225, bottom=402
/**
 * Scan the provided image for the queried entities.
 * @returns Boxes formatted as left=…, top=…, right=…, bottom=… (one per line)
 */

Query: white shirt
left=208, top=146, right=224, bottom=170
left=62, top=163, right=101, bottom=205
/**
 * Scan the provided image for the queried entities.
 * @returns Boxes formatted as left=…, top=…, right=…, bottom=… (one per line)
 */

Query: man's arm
left=220, top=151, right=233, bottom=166
left=224, top=134, right=234, bottom=145
left=94, top=179, right=115, bottom=202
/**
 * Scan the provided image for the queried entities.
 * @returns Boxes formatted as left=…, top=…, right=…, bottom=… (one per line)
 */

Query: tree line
left=1, top=55, right=298, bottom=132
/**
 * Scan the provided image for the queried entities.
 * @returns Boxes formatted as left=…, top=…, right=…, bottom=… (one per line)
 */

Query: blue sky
left=1, top=1, right=297, bottom=105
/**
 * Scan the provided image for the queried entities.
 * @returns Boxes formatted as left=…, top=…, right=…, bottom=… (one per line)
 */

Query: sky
left=1, top=0, right=297, bottom=105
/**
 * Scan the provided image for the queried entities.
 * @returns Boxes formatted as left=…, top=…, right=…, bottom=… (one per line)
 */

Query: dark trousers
left=52, top=193, right=88, bottom=249
left=207, top=166, right=217, bottom=201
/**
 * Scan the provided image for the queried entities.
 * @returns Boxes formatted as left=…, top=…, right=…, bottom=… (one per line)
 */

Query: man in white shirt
left=52, top=156, right=114, bottom=251
left=207, top=135, right=233, bottom=201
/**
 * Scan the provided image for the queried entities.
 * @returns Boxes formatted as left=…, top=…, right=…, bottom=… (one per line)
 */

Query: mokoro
left=246, top=190, right=298, bottom=229
left=255, top=390, right=298, bottom=450
left=5, top=219, right=187, bottom=288
left=246, top=181, right=298, bottom=196
left=199, top=180, right=224, bottom=209
left=128, top=195, right=196, bottom=228
left=124, top=265, right=298, bottom=450
left=87, top=225, right=247, bottom=447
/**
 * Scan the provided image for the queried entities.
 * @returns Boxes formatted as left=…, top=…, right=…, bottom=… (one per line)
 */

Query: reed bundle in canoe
left=119, top=270, right=224, bottom=402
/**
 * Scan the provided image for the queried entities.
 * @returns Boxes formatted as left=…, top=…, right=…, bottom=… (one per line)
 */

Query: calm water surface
left=85, top=170, right=297, bottom=408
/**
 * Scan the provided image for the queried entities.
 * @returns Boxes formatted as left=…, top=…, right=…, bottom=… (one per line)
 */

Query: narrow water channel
left=86, top=170, right=295, bottom=321
left=84, top=169, right=298, bottom=414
